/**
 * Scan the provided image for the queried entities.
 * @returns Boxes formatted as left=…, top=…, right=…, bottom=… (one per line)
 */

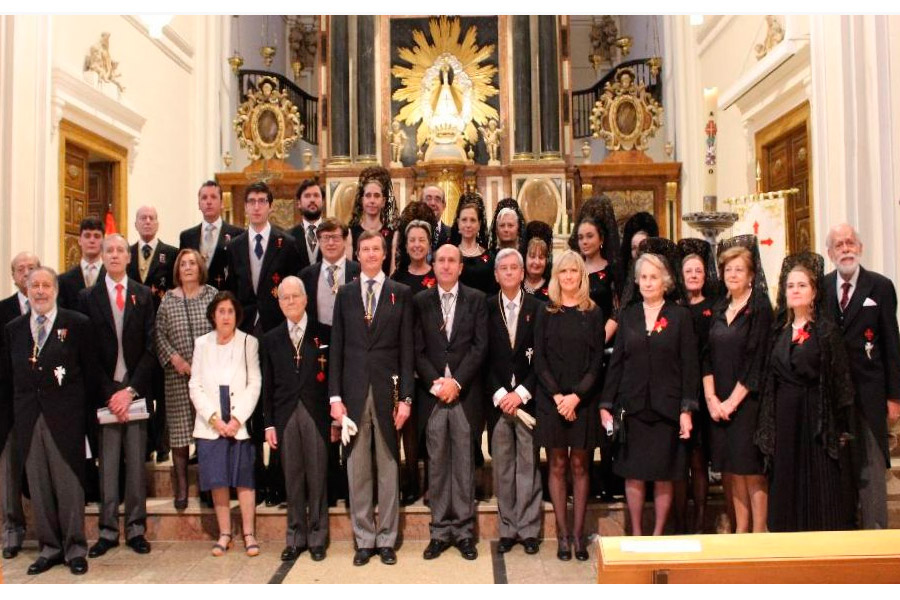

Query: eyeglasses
left=319, top=234, right=345, bottom=243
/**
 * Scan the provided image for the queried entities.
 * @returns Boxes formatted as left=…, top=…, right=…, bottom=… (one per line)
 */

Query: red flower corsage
left=422, top=276, right=436, bottom=289
left=793, top=327, right=811, bottom=345
left=316, top=371, right=326, bottom=383
left=275, top=237, right=283, bottom=249
left=540, top=287, right=549, bottom=297
left=865, top=328, right=875, bottom=342
left=598, top=271, right=606, bottom=280
left=702, top=309, right=712, bottom=317
left=381, top=228, right=390, bottom=238
left=481, top=253, right=489, bottom=263
left=652, top=317, right=669, bottom=334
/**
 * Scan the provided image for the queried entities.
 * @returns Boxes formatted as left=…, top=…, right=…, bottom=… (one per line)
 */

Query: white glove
left=516, top=409, right=536, bottom=430
left=341, top=415, right=359, bottom=446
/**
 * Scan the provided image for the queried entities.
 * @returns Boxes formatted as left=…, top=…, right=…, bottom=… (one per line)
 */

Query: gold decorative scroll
left=590, top=67, right=662, bottom=152
left=234, top=76, right=303, bottom=162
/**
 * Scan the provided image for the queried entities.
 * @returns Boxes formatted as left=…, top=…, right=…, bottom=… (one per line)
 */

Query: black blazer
left=288, top=223, right=321, bottom=272
left=128, top=240, right=178, bottom=309
left=299, top=260, right=361, bottom=342
left=601, top=301, right=699, bottom=421
left=226, top=225, right=302, bottom=334
left=260, top=321, right=329, bottom=443
left=2, top=309, right=94, bottom=482
left=485, top=292, right=541, bottom=429
left=179, top=221, right=244, bottom=290
left=58, top=263, right=106, bottom=311
left=0, top=294, right=24, bottom=327
left=78, top=278, right=156, bottom=406
left=0, top=294, right=26, bottom=448
left=328, top=277, right=414, bottom=459
left=825, top=267, right=900, bottom=462
left=413, top=283, right=488, bottom=431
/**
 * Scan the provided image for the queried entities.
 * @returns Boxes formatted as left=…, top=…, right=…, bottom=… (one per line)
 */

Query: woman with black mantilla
left=451, top=191, right=497, bottom=295
left=489, top=197, right=526, bottom=256
left=347, top=166, right=398, bottom=276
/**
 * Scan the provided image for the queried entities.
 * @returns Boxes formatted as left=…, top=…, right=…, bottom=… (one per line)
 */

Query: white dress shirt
left=491, top=290, right=532, bottom=406
left=360, top=270, right=386, bottom=317
left=248, top=222, right=272, bottom=293
left=17, top=291, right=29, bottom=315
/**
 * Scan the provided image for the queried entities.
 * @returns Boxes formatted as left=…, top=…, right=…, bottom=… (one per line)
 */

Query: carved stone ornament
left=83, top=32, right=125, bottom=93
left=589, top=67, right=663, bottom=152
left=233, top=76, right=304, bottom=162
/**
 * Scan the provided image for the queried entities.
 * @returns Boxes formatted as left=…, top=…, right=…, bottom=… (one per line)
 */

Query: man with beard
left=290, top=179, right=325, bottom=271
left=824, top=223, right=900, bottom=529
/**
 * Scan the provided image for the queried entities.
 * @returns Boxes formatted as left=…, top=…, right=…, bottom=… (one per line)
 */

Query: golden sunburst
left=392, top=16, right=499, bottom=148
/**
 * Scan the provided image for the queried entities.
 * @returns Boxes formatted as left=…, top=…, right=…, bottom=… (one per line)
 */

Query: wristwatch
left=125, top=386, right=138, bottom=399
left=401, top=397, right=412, bottom=406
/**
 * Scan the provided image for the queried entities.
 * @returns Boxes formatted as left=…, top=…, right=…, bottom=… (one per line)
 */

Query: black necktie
left=142, top=244, right=151, bottom=260
left=254, top=234, right=264, bottom=260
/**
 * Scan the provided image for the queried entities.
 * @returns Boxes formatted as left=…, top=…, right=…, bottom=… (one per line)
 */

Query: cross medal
left=392, top=375, right=399, bottom=408
left=525, top=347, right=534, bottom=365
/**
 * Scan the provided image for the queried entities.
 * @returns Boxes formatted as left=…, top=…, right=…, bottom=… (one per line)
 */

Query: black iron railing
left=238, top=69, right=318, bottom=146
left=572, top=58, right=662, bottom=140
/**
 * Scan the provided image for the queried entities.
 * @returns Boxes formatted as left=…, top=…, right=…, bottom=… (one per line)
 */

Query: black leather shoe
left=457, top=538, right=478, bottom=560
left=173, top=497, right=188, bottom=511
left=523, top=538, right=540, bottom=555
left=422, top=539, right=450, bottom=560
left=280, top=545, right=304, bottom=561
left=88, top=538, right=119, bottom=558
left=69, top=556, right=89, bottom=575
left=126, top=535, right=151, bottom=554
left=497, top=537, right=516, bottom=553
left=377, top=547, right=397, bottom=565
left=574, top=537, right=589, bottom=562
left=2, top=545, right=21, bottom=559
left=556, top=537, right=572, bottom=561
left=353, top=548, right=375, bottom=566
left=309, top=546, right=326, bottom=561
left=27, top=555, right=63, bottom=575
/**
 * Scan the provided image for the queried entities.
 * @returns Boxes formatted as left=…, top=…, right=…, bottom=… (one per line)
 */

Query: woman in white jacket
left=189, top=291, right=262, bottom=557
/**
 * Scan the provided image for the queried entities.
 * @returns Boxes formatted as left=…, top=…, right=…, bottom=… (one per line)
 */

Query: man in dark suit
left=80, top=234, right=155, bottom=557
left=414, top=244, right=488, bottom=561
left=329, top=231, right=414, bottom=567
left=289, top=178, right=325, bottom=271
left=262, top=276, right=330, bottom=563
left=178, top=180, right=243, bottom=291
left=2, top=267, right=92, bottom=575
left=1, top=251, right=39, bottom=559
left=299, top=218, right=360, bottom=507
left=57, top=217, right=105, bottom=310
left=226, top=181, right=302, bottom=505
left=127, top=205, right=178, bottom=464
left=422, top=185, right=451, bottom=251
left=486, top=249, right=543, bottom=555
left=824, top=223, right=900, bottom=529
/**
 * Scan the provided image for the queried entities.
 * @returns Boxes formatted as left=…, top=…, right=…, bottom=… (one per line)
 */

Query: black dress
left=534, top=305, right=605, bottom=449
left=767, top=325, right=856, bottom=532
left=391, top=268, right=436, bottom=296
left=704, top=292, right=772, bottom=475
left=460, top=250, right=498, bottom=295
left=686, top=297, right=716, bottom=453
left=351, top=224, right=395, bottom=276
left=524, top=281, right=550, bottom=303
left=588, top=266, right=615, bottom=325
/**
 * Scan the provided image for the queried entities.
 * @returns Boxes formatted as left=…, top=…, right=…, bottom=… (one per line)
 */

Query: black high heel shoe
left=574, top=536, right=589, bottom=561
left=556, top=536, right=572, bottom=561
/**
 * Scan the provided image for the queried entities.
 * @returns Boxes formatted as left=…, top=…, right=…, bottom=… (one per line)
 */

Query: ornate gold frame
left=590, top=67, right=662, bottom=152
left=234, top=76, right=304, bottom=162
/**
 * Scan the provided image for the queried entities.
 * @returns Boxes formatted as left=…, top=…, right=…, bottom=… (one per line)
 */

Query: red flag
left=104, top=211, right=117, bottom=235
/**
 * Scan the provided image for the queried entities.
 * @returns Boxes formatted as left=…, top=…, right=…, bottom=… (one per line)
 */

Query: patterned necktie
left=365, top=279, right=376, bottom=324
left=142, top=244, right=152, bottom=260
left=204, top=224, right=216, bottom=260
left=506, top=300, right=517, bottom=346
left=307, top=224, right=318, bottom=254
left=254, top=233, right=264, bottom=260
left=115, top=283, right=125, bottom=311
left=441, top=292, right=453, bottom=339
left=840, top=281, right=851, bottom=312
left=36, top=314, right=47, bottom=348
left=326, top=265, right=338, bottom=292
left=291, top=323, right=303, bottom=347
left=85, top=264, right=97, bottom=287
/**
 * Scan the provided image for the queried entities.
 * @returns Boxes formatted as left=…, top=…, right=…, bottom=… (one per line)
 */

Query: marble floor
left=0, top=537, right=598, bottom=584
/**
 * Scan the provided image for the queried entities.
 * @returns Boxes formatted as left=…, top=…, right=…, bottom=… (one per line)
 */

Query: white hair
left=494, top=248, right=524, bottom=270
left=278, top=275, right=306, bottom=297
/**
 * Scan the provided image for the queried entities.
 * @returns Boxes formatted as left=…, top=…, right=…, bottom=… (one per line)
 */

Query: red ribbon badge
left=391, top=292, right=396, bottom=305
left=652, top=317, right=668, bottom=334
left=481, top=253, right=489, bottom=263
left=702, top=309, right=712, bottom=317
left=276, top=237, right=283, bottom=249
left=422, top=276, right=436, bottom=289
left=316, top=371, right=326, bottom=383
left=598, top=271, right=606, bottom=280
left=130, top=294, right=137, bottom=306
left=793, top=328, right=811, bottom=345
left=865, top=328, right=875, bottom=342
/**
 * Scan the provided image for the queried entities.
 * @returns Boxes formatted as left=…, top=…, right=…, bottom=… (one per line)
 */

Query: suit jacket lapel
left=825, top=272, right=841, bottom=324
left=512, top=296, right=530, bottom=353
left=448, top=286, right=466, bottom=345
left=369, top=280, right=393, bottom=342
left=234, top=236, right=252, bottom=293
left=843, top=267, right=872, bottom=328
left=122, top=280, right=135, bottom=330
left=94, top=283, right=116, bottom=335
left=260, top=228, right=281, bottom=284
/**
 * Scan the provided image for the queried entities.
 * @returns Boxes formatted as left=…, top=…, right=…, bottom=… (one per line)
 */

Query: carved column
left=512, top=15, right=533, bottom=160
left=538, top=16, right=561, bottom=159
left=356, top=15, right=376, bottom=162
left=329, top=16, right=350, bottom=162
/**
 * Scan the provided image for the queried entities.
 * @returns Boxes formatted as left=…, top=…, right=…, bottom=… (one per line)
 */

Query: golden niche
left=234, top=76, right=304, bottom=162
left=590, top=67, right=662, bottom=152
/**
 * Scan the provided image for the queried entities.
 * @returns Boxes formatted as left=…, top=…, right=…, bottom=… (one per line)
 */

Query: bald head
left=826, top=223, right=863, bottom=278
left=135, top=205, right=159, bottom=243
left=10, top=251, right=41, bottom=294
left=277, top=275, right=307, bottom=323
left=421, top=185, right=446, bottom=221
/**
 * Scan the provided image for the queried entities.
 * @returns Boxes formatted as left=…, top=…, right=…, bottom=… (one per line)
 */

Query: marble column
left=329, top=16, right=350, bottom=162
left=512, top=15, right=533, bottom=160
left=537, top=16, right=561, bottom=159
left=356, top=15, right=376, bottom=162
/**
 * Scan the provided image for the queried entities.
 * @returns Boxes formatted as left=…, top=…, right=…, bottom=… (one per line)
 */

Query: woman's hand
left=719, top=398, right=737, bottom=421
left=557, top=394, right=580, bottom=421
left=679, top=412, right=693, bottom=440
left=170, top=353, right=191, bottom=376
left=706, top=395, right=724, bottom=422
left=224, top=417, right=241, bottom=437
left=213, top=418, right=230, bottom=438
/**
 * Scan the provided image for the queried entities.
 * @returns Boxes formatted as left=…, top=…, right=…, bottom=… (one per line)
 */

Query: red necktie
left=115, top=283, right=125, bottom=311
left=840, top=282, right=851, bottom=312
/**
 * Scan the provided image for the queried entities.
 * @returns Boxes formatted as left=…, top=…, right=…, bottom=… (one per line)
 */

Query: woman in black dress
left=489, top=197, right=526, bottom=254
left=703, top=236, right=773, bottom=533
left=451, top=191, right=497, bottom=295
left=618, top=212, right=660, bottom=310
left=523, top=220, right=553, bottom=303
left=601, top=247, right=699, bottom=536
left=347, top=166, right=397, bottom=275
left=534, top=250, right=605, bottom=561
left=756, top=252, right=856, bottom=532
left=673, top=238, right=718, bottom=533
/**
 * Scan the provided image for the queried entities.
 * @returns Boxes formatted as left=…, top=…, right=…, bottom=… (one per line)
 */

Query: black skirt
left=613, top=410, right=688, bottom=481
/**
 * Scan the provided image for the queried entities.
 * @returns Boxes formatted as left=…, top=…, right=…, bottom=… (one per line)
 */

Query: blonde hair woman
left=533, top=250, right=605, bottom=561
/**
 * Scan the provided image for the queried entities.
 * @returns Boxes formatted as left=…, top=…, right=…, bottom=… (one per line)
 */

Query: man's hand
left=330, top=401, right=347, bottom=422
left=432, top=378, right=460, bottom=404
left=499, top=392, right=523, bottom=416
left=265, top=428, right=278, bottom=449
left=108, top=389, right=133, bottom=422
left=553, top=393, right=564, bottom=407
left=679, top=412, right=693, bottom=440
left=600, top=408, right=614, bottom=431
left=394, top=402, right=411, bottom=430
left=888, top=399, right=900, bottom=424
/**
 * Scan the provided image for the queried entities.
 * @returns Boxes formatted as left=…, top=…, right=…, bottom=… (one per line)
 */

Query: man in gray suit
left=414, top=244, right=488, bottom=561
left=329, top=231, right=414, bottom=566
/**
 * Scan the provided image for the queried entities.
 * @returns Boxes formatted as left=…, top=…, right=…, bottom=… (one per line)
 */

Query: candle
left=703, top=87, right=718, bottom=209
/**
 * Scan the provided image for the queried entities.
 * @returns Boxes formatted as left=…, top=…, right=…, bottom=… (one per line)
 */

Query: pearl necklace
left=642, top=300, right=665, bottom=310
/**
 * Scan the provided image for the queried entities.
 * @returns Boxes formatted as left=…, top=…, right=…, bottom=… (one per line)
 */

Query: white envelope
left=864, top=297, right=878, bottom=307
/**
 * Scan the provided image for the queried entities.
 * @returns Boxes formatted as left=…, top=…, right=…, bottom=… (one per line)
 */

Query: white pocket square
left=864, top=297, right=877, bottom=307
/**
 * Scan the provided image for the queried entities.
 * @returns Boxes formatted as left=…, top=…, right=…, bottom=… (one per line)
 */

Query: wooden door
left=63, top=142, right=90, bottom=270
